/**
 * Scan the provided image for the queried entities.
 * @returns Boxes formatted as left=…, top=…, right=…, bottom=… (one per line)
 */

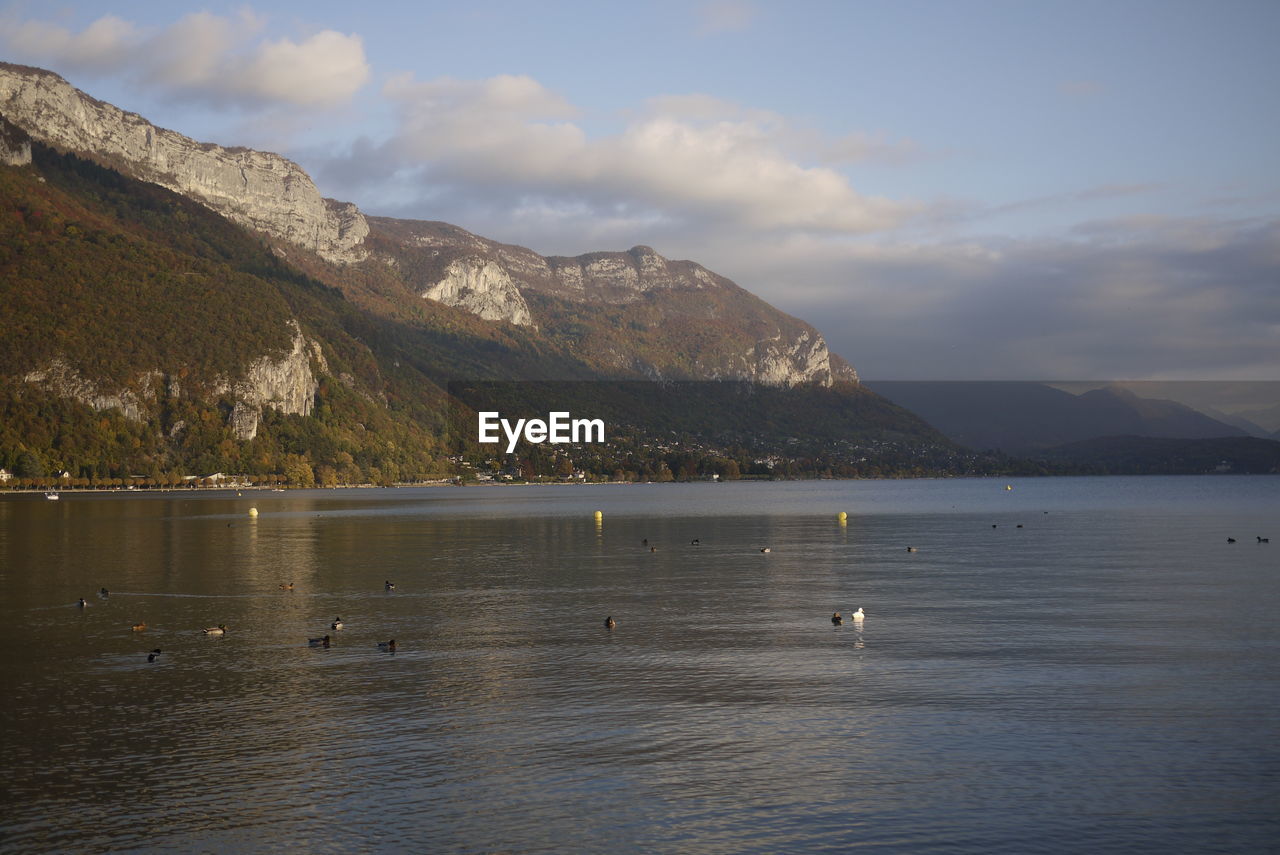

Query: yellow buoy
left=837, top=511, right=848, bottom=522
left=593, top=510, right=603, bottom=520
left=248, top=507, right=259, bottom=517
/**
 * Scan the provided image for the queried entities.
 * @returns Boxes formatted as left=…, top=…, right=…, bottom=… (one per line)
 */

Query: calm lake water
left=1, top=477, right=1277, bottom=854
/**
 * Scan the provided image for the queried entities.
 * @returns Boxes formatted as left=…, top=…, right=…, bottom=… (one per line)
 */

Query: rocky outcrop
left=0, top=63, right=367, bottom=263
left=19, top=321, right=321, bottom=440
left=219, top=323, right=322, bottom=440
left=753, top=331, right=836, bottom=387
left=22, top=360, right=159, bottom=421
left=420, top=258, right=533, bottom=326
left=546, top=245, right=714, bottom=301
left=0, top=114, right=31, bottom=166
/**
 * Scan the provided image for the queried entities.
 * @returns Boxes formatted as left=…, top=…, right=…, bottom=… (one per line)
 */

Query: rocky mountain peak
left=0, top=62, right=368, bottom=264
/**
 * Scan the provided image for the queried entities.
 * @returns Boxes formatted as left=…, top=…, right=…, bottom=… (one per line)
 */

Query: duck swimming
left=131, top=622, right=147, bottom=632
left=377, top=639, right=397, bottom=652
left=309, top=635, right=331, bottom=648
left=202, top=624, right=227, bottom=635
left=331, top=617, right=344, bottom=630
left=147, top=649, right=161, bottom=663
left=831, top=611, right=843, bottom=625
left=604, top=616, right=616, bottom=629
left=384, top=581, right=396, bottom=591
left=851, top=607, right=865, bottom=621
left=279, top=582, right=294, bottom=591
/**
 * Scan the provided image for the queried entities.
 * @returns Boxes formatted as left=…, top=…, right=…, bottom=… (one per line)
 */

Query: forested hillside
left=1, top=142, right=456, bottom=483
left=2, top=142, right=975, bottom=486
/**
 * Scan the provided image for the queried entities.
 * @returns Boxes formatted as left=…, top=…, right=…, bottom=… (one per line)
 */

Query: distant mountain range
left=865, top=382, right=1247, bottom=453
left=866, top=381, right=1280, bottom=473
left=1049, top=381, right=1280, bottom=438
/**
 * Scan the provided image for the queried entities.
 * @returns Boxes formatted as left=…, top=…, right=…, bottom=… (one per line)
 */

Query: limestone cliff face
left=0, top=114, right=31, bottom=166
left=22, top=360, right=160, bottom=422
left=753, top=331, right=838, bottom=387
left=545, top=245, right=717, bottom=301
left=219, top=323, right=323, bottom=440
left=0, top=63, right=367, bottom=263
left=420, top=258, right=533, bottom=326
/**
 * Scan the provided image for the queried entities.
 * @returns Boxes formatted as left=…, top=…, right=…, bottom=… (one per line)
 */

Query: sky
left=2, top=0, right=1277, bottom=380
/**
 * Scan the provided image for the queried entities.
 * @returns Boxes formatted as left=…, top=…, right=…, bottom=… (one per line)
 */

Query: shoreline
left=1, top=470, right=1273, bottom=500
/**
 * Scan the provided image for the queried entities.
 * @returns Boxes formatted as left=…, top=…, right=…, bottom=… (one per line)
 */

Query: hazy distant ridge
left=866, top=381, right=1249, bottom=454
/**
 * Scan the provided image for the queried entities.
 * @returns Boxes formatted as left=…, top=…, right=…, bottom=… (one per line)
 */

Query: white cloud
left=0, top=10, right=369, bottom=108
left=375, top=73, right=920, bottom=235
left=4, top=14, right=140, bottom=72
left=233, top=29, right=370, bottom=107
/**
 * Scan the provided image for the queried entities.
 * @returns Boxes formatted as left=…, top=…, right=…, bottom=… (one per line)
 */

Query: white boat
left=44, top=492, right=59, bottom=500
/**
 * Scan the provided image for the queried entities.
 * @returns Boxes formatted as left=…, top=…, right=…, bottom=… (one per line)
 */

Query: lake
left=1, top=477, right=1277, bottom=853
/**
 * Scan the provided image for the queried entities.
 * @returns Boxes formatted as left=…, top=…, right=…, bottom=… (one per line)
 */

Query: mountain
left=1048, top=381, right=1280, bottom=437
left=1039, top=435, right=1280, bottom=475
left=865, top=381, right=1246, bottom=454
left=0, top=62, right=850, bottom=390
left=0, top=63, right=951, bottom=485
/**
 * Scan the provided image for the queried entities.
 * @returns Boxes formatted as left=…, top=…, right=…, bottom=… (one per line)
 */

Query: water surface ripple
left=1, top=477, right=1277, bottom=853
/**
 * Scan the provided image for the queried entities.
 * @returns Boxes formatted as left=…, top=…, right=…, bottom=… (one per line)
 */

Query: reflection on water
left=1, top=478, right=1278, bottom=853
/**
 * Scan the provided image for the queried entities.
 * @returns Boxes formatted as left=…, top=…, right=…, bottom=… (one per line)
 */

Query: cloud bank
left=0, top=11, right=369, bottom=108
left=749, top=216, right=1280, bottom=380
left=327, top=72, right=920, bottom=239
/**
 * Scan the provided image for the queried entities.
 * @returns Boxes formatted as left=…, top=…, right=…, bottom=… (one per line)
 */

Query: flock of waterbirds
left=75, top=525, right=1271, bottom=661
left=75, top=581, right=400, bottom=662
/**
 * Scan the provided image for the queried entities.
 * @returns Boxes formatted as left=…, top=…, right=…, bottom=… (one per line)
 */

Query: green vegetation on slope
left=1, top=143, right=455, bottom=482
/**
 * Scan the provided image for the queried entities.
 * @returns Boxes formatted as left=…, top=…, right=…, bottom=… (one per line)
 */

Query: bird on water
left=309, top=635, right=331, bottom=648
left=377, top=639, right=397, bottom=652
left=605, top=616, right=616, bottom=629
